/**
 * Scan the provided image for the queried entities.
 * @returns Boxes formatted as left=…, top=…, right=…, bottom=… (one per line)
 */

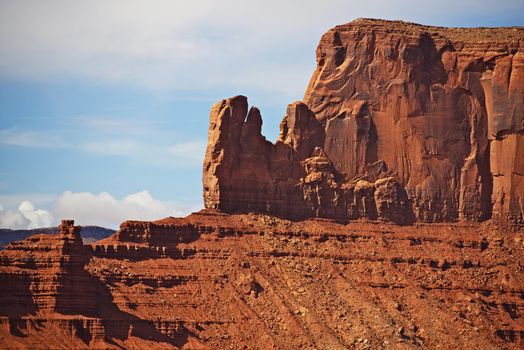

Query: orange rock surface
left=203, top=19, right=524, bottom=224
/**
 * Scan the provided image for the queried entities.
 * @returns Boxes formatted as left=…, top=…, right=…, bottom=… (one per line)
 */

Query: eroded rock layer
left=203, top=19, right=524, bottom=223
left=0, top=215, right=523, bottom=349
left=0, top=220, right=96, bottom=317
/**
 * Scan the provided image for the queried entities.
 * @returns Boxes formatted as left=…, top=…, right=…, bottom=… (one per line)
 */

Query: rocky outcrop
left=0, top=226, right=115, bottom=249
left=0, top=219, right=205, bottom=348
left=0, top=220, right=97, bottom=316
left=1, top=214, right=523, bottom=349
left=203, top=96, right=412, bottom=224
left=89, top=219, right=204, bottom=259
left=203, top=19, right=524, bottom=223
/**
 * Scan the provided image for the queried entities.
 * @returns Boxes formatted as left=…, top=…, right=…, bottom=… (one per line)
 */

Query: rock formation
left=203, top=19, right=524, bottom=224
left=1, top=18, right=523, bottom=350
left=0, top=225, right=115, bottom=248
left=1, top=215, right=523, bottom=349
left=0, top=220, right=97, bottom=316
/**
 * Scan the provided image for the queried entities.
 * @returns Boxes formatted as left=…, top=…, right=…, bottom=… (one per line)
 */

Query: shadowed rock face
left=203, top=19, right=524, bottom=224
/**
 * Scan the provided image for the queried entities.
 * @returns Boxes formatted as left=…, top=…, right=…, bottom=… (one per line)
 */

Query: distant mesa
left=203, top=18, right=524, bottom=224
left=0, top=223, right=115, bottom=248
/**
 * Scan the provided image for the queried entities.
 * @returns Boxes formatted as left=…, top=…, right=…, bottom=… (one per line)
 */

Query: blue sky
left=1, top=0, right=523, bottom=228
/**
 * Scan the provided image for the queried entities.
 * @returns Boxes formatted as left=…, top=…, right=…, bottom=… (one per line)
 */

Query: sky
left=0, top=0, right=523, bottom=229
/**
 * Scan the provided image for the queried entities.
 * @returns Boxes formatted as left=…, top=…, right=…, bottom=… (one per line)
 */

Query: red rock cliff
left=0, top=220, right=96, bottom=316
left=203, top=19, right=524, bottom=224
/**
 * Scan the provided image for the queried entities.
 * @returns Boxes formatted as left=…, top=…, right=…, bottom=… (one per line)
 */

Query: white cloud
left=0, top=201, right=53, bottom=229
left=18, top=201, right=53, bottom=229
left=3, top=0, right=520, bottom=99
left=53, top=190, right=194, bottom=228
left=0, top=0, right=316, bottom=96
left=0, top=208, right=30, bottom=229
left=0, top=190, right=199, bottom=229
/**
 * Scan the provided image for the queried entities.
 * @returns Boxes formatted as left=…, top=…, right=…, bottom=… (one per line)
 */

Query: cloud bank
left=0, top=190, right=197, bottom=229
left=0, top=201, right=53, bottom=229
left=54, top=190, right=191, bottom=228
left=1, top=1, right=521, bottom=99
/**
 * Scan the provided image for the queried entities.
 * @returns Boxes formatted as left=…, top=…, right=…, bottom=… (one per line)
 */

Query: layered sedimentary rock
left=0, top=220, right=205, bottom=348
left=1, top=18, right=523, bottom=350
left=0, top=226, right=115, bottom=249
left=0, top=220, right=96, bottom=316
left=1, top=214, right=523, bottom=349
left=203, top=19, right=524, bottom=223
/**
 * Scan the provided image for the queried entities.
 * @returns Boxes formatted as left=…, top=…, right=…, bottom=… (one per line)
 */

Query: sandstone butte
left=0, top=19, right=523, bottom=350
left=203, top=19, right=524, bottom=225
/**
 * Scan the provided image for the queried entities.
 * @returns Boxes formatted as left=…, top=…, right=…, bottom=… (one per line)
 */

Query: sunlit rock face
left=203, top=19, right=524, bottom=224
left=1, top=214, right=523, bottom=349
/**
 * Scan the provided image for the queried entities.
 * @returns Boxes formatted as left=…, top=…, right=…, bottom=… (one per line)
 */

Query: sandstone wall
left=0, top=220, right=97, bottom=316
left=203, top=19, right=524, bottom=223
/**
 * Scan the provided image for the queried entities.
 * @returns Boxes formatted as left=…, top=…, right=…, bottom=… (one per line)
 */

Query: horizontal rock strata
left=0, top=214, right=523, bottom=349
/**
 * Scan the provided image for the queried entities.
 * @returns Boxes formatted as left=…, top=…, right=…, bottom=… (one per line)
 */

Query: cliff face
left=0, top=220, right=96, bottom=316
left=0, top=219, right=206, bottom=348
left=203, top=19, right=524, bottom=223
